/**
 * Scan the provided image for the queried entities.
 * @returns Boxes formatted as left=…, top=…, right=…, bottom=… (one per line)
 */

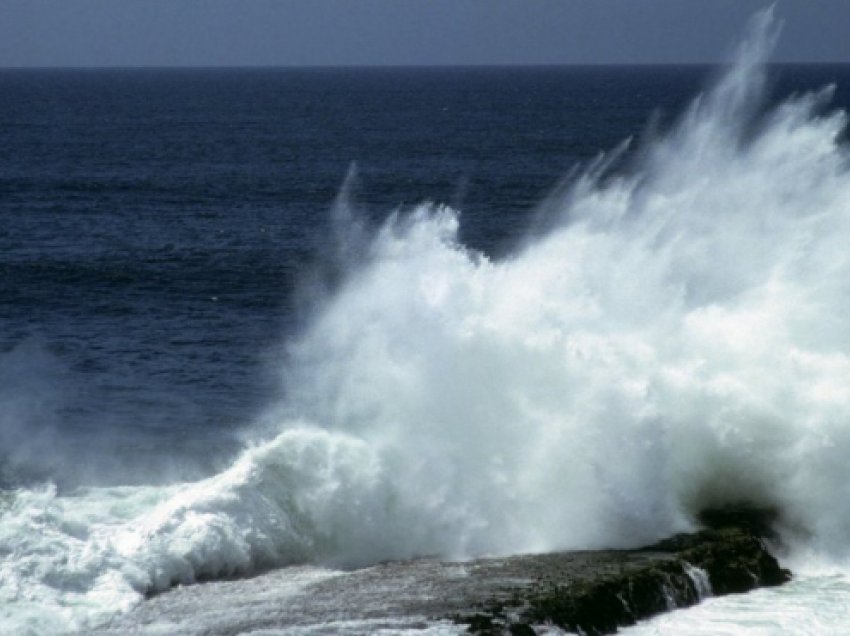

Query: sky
left=1, top=1, right=849, bottom=68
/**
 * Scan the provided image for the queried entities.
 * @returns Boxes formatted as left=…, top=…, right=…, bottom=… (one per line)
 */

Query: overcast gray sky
left=1, top=1, right=848, bottom=68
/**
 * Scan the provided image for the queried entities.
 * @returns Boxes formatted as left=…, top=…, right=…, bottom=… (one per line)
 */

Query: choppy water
left=4, top=9, right=850, bottom=634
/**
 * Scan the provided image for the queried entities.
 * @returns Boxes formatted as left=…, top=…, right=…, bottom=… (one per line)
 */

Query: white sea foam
left=623, top=570, right=850, bottom=635
left=4, top=8, right=850, bottom=632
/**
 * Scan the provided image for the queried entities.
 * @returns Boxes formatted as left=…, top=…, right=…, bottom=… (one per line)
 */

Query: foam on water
left=5, top=8, right=850, bottom=632
left=623, top=570, right=850, bottom=635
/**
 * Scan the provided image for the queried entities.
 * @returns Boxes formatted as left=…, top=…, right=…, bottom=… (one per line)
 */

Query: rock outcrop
left=456, top=507, right=790, bottom=635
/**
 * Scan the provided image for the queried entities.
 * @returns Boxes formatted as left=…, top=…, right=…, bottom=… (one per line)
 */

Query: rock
left=104, top=507, right=790, bottom=635
left=457, top=508, right=790, bottom=635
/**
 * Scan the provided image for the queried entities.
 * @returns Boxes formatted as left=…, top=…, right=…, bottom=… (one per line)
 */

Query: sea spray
left=4, top=8, right=850, bottom=632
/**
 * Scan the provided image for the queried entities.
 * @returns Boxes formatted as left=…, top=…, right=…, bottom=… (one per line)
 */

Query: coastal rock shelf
left=97, top=512, right=789, bottom=635
left=456, top=525, right=790, bottom=635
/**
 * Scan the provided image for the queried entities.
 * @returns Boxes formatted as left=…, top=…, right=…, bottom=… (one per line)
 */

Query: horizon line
left=3, top=60, right=850, bottom=72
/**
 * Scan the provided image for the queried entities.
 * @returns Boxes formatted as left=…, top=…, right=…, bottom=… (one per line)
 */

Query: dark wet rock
left=456, top=512, right=790, bottom=635
left=101, top=508, right=789, bottom=635
left=665, top=527, right=789, bottom=594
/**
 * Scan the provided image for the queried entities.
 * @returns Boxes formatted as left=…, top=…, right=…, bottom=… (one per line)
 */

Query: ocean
left=3, top=13, right=850, bottom=634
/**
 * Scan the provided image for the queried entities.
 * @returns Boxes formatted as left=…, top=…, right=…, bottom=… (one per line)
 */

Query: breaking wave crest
left=5, top=8, right=850, bottom=632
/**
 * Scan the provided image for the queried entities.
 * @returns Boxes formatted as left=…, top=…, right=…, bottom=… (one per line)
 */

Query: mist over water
left=5, top=8, right=850, bottom=632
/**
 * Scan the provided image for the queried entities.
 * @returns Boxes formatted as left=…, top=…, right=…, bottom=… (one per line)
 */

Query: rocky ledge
left=99, top=507, right=789, bottom=635
left=454, top=507, right=790, bottom=635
